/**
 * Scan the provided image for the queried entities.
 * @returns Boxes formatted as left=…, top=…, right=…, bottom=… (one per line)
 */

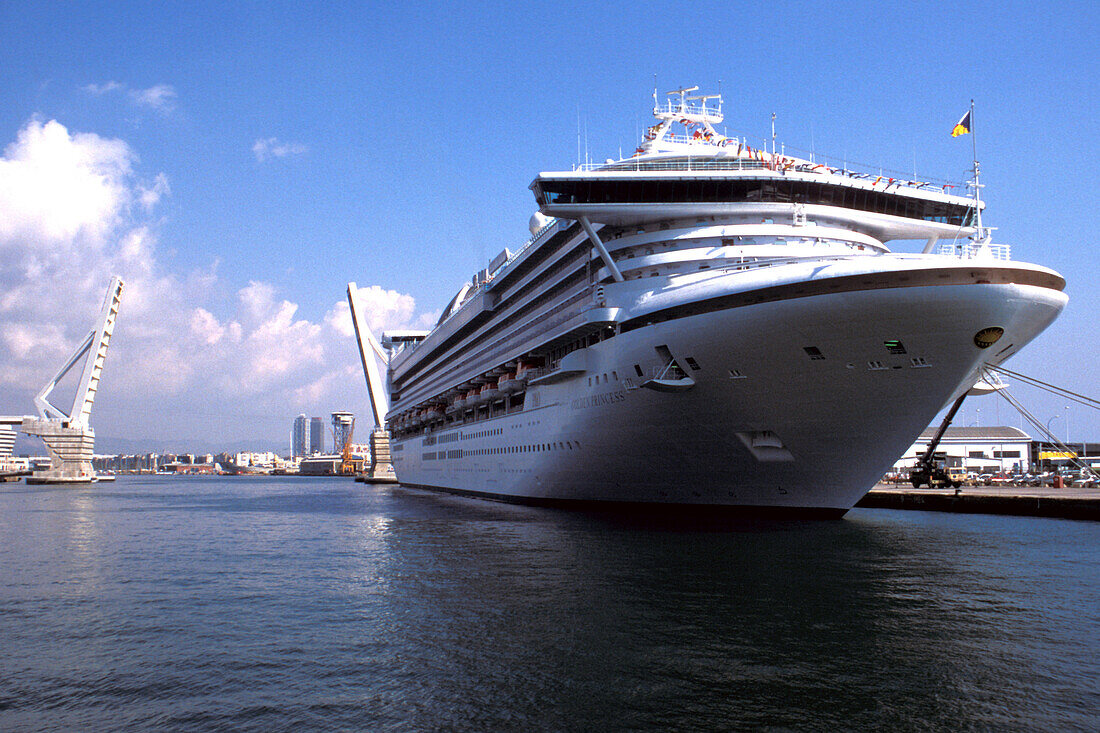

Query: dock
left=858, top=484, right=1100, bottom=521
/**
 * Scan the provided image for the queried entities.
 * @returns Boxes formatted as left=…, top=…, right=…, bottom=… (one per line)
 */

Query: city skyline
left=1, top=1, right=1097, bottom=446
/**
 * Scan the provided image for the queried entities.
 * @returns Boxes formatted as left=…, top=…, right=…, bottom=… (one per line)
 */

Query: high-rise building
left=309, top=417, right=324, bottom=455
left=332, top=411, right=354, bottom=455
left=0, top=425, right=15, bottom=458
left=291, top=414, right=308, bottom=458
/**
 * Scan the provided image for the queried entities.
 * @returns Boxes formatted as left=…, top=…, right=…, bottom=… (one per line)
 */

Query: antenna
left=576, top=105, right=581, bottom=169
left=771, top=112, right=776, bottom=155
left=584, top=116, right=589, bottom=167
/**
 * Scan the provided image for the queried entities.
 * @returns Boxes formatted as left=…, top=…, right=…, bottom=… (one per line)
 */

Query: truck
left=910, top=451, right=964, bottom=489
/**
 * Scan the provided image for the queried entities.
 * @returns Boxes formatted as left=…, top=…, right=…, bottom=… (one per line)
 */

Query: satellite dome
left=529, top=212, right=552, bottom=236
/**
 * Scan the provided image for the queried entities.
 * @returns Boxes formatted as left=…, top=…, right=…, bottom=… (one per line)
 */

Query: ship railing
left=435, top=218, right=563, bottom=332
left=577, top=153, right=962, bottom=195
left=653, top=100, right=723, bottom=120
left=936, top=242, right=1012, bottom=261
left=580, top=157, right=768, bottom=172
left=513, top=217, right=560, bottom=261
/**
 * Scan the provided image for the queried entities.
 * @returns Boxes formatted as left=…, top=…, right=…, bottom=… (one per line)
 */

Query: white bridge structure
left=0, top=277, right=124, bottom=483
left=346, top=282, right=399, bottom=483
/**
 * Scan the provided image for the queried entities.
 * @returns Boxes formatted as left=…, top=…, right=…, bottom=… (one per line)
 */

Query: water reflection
left=0, top=477, right=1095, bottom=731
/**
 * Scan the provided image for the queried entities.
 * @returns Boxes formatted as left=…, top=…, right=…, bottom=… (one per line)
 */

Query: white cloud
left=0, top=118, right=132, bottom=248
left=190, top=308, right=226, bottom=345
left=326, top=285, right=418, bottom=337
left=129, top=84, right=177, bottom=114
left=0, top=117, right=430, bottom=447
left=138, top=172, right=170, bottom=211
left=252, top=136, right=308, bottom=162
left=83, top=81, right=124, bottom=95
left=82, top=81, right=178, bottom=115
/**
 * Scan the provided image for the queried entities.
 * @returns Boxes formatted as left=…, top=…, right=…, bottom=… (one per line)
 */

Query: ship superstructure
left=373, top=88, right=1065, bottom=516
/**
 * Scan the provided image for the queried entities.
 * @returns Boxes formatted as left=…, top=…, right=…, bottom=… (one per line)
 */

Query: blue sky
left=1, top=0, right=1097, bottom=451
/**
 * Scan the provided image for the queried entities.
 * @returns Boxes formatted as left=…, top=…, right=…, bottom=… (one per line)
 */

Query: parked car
left=1070, top=471, right=1099, bottom=488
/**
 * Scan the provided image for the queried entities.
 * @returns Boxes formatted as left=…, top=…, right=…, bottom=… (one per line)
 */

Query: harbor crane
left=338, top=416, right=357, bottom=475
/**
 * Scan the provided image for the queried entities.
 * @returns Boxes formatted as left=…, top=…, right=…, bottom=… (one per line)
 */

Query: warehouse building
left=892, top=426, right=1033, bottom=474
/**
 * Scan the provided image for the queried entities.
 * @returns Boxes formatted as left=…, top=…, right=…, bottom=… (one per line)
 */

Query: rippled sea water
left=0, top=476, right=1096, bottom=731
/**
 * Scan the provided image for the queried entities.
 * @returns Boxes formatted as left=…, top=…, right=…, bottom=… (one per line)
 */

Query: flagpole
left=969, top=99, right=984, bottom=242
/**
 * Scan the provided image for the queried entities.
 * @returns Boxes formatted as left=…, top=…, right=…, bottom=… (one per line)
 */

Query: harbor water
left=1, top=476, right=1096, bottom=731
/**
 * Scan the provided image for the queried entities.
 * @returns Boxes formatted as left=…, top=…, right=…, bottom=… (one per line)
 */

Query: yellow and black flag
left=952, top=110, right=972, bottom=137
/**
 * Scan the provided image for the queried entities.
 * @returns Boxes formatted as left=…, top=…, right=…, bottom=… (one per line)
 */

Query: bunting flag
left=952, top=110, right=971, bottom=137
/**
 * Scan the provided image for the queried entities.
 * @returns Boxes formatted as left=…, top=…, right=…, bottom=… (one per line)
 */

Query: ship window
left=885, top=340, right=907, bottom=355
left=634, top=364, right=643, bottom=377
left=803, top=346, right=825, bottom=360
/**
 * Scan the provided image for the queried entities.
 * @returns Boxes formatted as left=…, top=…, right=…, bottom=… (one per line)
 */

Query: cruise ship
left=378, top=88, right=1066, bottom=516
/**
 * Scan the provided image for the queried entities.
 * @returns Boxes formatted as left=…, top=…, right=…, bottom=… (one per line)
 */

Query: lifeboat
left=464, top=388, right=482, bottom=408
left=426, top=405, right=444, bottom=422
left=498, top=370, right=521, bottom=394
left=480, top=381, right=501, bottom=403
left=501, top=358, right=544, bottom=393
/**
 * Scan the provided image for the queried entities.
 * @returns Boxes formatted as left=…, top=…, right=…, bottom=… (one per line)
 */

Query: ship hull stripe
left=621, top=265, right=1065, bottom=334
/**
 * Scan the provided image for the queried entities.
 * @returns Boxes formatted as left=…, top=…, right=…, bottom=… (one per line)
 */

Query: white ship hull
left=390, top=262, right=1065, bottom=516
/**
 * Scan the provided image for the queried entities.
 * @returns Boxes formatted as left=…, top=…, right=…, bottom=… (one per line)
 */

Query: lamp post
left=1045, top=415, right=1062, bottom=472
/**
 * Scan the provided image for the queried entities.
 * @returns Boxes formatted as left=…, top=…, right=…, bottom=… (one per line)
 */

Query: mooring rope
left=984, top=364, right=1100, bottom=411
left=982, top=366, right=1095, bottom=474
